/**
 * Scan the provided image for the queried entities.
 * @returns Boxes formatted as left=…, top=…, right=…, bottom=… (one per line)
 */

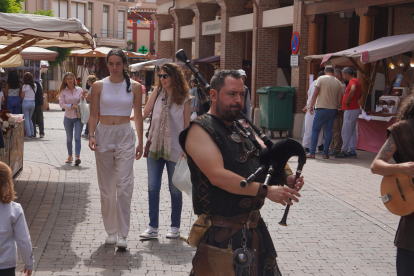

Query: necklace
left=109, top=79, right=123, bottom=94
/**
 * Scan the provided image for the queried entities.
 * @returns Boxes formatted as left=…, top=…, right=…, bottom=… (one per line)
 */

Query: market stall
left=0, top=12, right=95, bottom=176
left=70, top=47, right=151, bottom=86
left=304, top=34, right=414, bottom=153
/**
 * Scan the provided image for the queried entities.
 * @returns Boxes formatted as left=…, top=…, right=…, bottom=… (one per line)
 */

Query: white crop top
left=100, top=77, right=134, bottom=116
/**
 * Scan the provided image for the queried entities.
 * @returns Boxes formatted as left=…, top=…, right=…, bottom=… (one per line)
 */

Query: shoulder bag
left=143, top=88, right=161, bottom=158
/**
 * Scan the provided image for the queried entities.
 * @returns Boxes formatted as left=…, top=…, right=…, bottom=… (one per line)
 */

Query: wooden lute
left=381, top=173, right=414, bottom=216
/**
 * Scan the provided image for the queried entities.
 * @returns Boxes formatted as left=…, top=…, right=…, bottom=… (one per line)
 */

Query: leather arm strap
left=256, top=183, right=268, bottom=199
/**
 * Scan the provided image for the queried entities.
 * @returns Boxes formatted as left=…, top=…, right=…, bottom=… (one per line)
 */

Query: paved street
left=13, top=103, right=399, bottom=276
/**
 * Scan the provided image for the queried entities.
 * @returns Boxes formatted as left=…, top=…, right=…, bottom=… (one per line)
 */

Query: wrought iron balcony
left=100, top=29, right=125, bottom=39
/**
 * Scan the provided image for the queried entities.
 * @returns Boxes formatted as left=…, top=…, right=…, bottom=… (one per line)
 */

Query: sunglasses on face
left=158, top=74, right=169, bottom=79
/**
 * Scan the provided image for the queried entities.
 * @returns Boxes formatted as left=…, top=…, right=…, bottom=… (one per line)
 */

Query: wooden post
left=306, top=15, right=323, bottom=93
left=356, top=7, right=377, bottom=110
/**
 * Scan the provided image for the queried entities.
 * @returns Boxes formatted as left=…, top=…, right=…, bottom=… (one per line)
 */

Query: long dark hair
left=7, top=71, right=19, bottom=89
left=23, top=72, right=35, bottom=90
left=157, top=63, right=191, bottom=105
left=106, top=48, right=131, bottom=93
left=397, top=93, right=414, bottom=121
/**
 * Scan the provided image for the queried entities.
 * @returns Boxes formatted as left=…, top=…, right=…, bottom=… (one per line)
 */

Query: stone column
left=289, top=0, right=310, bottom=138
left=171, top=9, right=194, bottom=62
left=191, top=3, right=220, bottom=83
left=251, top=0, right=280, bottom=108
left=356, top=7, right=377, bottom=108
left=151, top=14, right=173, bottom=59
left=216, top=0, right=250, bottom=70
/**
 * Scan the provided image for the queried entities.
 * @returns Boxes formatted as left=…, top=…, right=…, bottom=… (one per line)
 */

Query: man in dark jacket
left=32, top=80, right=45, bottom=138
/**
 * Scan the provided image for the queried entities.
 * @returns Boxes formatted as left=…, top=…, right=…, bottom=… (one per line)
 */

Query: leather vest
left=179, top=114, right=264, bottom=217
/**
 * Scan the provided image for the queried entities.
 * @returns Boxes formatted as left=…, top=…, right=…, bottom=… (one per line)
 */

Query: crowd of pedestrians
left=304, top=66, right=361, bottom=159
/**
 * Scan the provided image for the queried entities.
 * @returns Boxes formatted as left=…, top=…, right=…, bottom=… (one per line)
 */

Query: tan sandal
left=65, top=156, right=73, bottom=163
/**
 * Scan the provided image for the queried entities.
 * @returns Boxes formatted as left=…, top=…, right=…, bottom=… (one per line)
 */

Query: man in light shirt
left=307, top=66, right=343, bottom=159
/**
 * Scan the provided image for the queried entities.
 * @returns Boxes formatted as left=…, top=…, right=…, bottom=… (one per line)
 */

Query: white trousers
left=302, top=111, right=324, bottom=148
left=95, top=123, right=136, bottom=238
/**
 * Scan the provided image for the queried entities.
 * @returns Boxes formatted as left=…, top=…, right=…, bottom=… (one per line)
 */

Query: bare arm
left=142, top=86, right=159, bottom=120
left=345, top=84, right=356, bottom=107
left=4, top=83, right=8, bottom=98
left=371, top=134, right=414, bottom=177
left=132, top=82, right=144, bottom=160
left=309, top=86, right=320, bottom=115
left=88, top=82, right=102, bottom=151
left=185, top=124, right=302, bottom=206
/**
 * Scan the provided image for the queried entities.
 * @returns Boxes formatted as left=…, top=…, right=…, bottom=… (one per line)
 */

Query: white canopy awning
left=71, top=47, right=148, bottom=59
left=0, top=45, right=57, bottom=68
left=129, top=58, right=173, bottom=72
left=0, top=13, right=95, bottom=50
left=304, top=33, right=414, bottom=66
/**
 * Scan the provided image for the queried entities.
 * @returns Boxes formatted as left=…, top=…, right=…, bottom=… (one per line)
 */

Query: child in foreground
left=0, top=161, right=34, bottom=276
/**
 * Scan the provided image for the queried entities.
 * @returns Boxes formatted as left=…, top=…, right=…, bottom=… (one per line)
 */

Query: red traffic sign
left=291, top=31, right=300, bottom=55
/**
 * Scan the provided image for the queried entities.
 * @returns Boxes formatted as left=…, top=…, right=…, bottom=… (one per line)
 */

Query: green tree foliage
left=22, top=9, right=55, bottom=16
left=0, top=0, right=23, bottom=13
left=47, top=47, right=72, bottom=68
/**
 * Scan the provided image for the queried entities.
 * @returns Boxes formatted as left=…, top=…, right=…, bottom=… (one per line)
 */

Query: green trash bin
left=258, top=86, right=295, bottom=138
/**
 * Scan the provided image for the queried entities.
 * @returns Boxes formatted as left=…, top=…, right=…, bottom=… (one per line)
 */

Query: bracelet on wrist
left=89, top=135, right=95, bottom=138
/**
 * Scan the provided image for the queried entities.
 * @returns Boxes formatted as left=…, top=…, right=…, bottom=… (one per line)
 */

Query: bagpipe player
left=179, top=70, right=305, bottom=276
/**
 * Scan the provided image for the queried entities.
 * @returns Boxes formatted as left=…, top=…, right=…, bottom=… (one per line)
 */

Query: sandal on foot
left=65, top=156, right=73, bottom=163
left=306, top=153, right=315, bottom=159
left=322, top=155, right=329, bottom=159
left=75, top=156, right=81, bottom=166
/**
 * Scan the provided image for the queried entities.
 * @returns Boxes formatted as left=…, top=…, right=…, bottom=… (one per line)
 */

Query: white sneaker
left=166, top=227, right=180, bottom=239
left=139, top=226, right=158, bottom=239
left=105, top=234, right=117, bottom=245
left=116, top=237, right=127, bottom=249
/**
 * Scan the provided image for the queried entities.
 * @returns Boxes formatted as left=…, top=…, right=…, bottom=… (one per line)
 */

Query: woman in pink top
left=59, top=72, right=84, bottom=166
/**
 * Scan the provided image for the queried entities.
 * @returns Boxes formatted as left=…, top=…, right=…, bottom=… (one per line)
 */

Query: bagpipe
left=175, top=49, right=306, bottom=226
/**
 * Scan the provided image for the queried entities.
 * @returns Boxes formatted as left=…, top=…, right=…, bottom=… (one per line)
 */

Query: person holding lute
left=371, top=93, right=414, bottom=276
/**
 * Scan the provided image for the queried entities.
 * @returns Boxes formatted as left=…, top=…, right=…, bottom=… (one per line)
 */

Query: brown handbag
left=143, top=88, right=161, bottom=158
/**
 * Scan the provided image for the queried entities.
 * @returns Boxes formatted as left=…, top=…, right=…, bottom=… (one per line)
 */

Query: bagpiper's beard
left=215, top=98, right=242, bottom=122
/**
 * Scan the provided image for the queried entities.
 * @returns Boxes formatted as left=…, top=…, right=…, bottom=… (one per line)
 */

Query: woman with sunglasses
left=88, top=48, right=143, bottom=249
left=139, top=63, right=191, bottom=239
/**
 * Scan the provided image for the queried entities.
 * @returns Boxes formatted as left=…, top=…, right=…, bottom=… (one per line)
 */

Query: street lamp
left=93, top=33, right=99, bottom=44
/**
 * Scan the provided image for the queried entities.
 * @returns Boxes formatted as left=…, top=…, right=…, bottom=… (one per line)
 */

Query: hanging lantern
left=410, top=54, right=414, bottom=67
left=398, top=55, right=404, bottom=67
left=129, top=19, right=132, bottom=23
left=389, top=61, right=395, bottom=70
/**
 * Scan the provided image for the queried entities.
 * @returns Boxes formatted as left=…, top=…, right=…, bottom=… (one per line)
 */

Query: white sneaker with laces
left=105, top=234, right=117, bottom=245
left=139, top=226, right=158, bottom=239
left=116, top=237, right=127, bottom=248
left=166, top=227, right=180, bottom=239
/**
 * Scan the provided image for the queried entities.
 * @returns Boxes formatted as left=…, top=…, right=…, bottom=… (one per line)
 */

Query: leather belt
left=210, top=210, right=262, bottom=276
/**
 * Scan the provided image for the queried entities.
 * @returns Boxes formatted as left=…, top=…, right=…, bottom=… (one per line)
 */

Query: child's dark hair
left=0, top=162, right=15, bottom=204
left=106, top=48, right=131, bottom=93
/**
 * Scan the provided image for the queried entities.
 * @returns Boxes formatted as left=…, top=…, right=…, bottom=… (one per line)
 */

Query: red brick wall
left=326, top=13, right=350, bottom=53
left=251, top=0, right=280, bottom=108
left=290, top=0, right=309, bottom=114
left=392, top=4, right=414, bottom=35
left=217, top=0, right=250, bottom=70
left=152, top=14, right=173, bottom=60
left=171, top=9, right=194, bottom=61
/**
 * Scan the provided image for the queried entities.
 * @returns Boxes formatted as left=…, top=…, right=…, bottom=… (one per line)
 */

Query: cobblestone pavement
left=13, top=104, right=399, bottom=276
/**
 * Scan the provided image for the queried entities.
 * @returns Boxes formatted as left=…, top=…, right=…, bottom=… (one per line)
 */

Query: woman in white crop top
left=21, top=72, right=36, bottom=139
left=139, top=63, right=191, bottom=239
left=88, top=48, right=143, bottom=249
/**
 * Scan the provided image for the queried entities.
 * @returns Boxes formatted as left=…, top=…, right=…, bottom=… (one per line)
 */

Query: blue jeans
left=7, top=96, right=21, bottom=114
left=84, top=122, right=89, bottom=135
left=147, top=157, right=182, bottom=229
left=22, top=99, right=35, bottom=136
left=310, top=109, right=337, bottom=155
left=63, top=117, right=83, bottom=156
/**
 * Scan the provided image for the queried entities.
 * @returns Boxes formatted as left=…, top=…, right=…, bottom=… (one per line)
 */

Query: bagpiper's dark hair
left=397, top=93, right=414, bottom=121
left=106, top=48, right=131, bottom=93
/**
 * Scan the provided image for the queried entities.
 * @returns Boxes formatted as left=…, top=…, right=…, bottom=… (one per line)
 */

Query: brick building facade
left=154, top=0, right=414, bottom=138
